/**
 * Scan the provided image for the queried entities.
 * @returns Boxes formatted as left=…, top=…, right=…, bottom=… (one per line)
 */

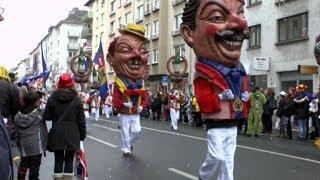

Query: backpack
left=0, top=113, right=13, bottom=180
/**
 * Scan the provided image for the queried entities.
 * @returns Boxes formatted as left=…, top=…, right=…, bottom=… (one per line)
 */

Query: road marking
left=87, top=135, right=118, bottom=148
left=168, top=168, right=198, bottom=180
left=92, top=124, right=121, bottom=132
left=100, top=119, right=320, bottom=164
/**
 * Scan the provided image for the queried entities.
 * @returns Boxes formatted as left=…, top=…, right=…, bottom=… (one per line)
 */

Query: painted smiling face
left=181, top=0, right=248, bottom=67
left=108, top=33, right=149, bottom=80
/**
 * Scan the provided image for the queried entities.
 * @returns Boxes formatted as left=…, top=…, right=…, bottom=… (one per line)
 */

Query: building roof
left=84, top=0, right=95, bottom=6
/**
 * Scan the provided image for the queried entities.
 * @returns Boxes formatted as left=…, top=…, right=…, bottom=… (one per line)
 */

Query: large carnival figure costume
left=180, top=0, right=250, bottom=179
left=107, top=24, right=149, bottom=157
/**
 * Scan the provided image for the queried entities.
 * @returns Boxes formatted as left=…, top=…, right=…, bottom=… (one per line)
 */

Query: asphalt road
left=35, top=116, right=320, bottom=180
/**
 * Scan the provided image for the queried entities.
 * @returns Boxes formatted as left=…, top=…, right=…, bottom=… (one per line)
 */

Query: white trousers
left=91, top=108, right=99, bottom=121
left=199, top=127, right=237, bottom=180
left=120, top=114, right=141, bottom=153
left=104, top=105, right=112, bottom=118
left=170, top=108, right=179, bottom=130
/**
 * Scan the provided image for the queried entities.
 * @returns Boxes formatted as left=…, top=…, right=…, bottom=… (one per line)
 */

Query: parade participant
left=104, top=93, right=113, bottom=119
left=91, top=92, right=101, bottom=121
left=169, top=90, right=180, bottom=131
left=180, top=0, right=250, bottom=179
left=247, top=87, right=266, bottom=137
left=107, top=23, right=149, bottom=157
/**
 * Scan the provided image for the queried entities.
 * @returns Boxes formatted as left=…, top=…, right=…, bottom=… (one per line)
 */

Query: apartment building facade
left=242, top=0, right=320, bottom=93
left=86, top=0, right=196, bottom=94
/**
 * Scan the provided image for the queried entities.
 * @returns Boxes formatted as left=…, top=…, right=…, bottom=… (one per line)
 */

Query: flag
left=93, top=39, right=105, bottom=71
left=40, top=43, right=50, bottom=88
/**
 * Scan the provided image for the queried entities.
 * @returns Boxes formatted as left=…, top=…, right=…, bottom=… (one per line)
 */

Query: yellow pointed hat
left=118, top=23, right=149, bottom=42
left=0, top=66, right=10, bottom=82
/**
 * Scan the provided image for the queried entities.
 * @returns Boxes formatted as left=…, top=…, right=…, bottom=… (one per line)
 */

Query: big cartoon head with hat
left=180, top=0, right=249, bottom=67
left=107, top=23, right=149, bottom=80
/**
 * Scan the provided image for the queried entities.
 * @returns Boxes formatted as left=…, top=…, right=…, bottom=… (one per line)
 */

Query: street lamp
left=167, top=49, right=188, bottom=90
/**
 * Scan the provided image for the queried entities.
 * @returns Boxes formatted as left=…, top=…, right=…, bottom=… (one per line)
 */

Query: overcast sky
left=0, top=0, right=88, bottom=69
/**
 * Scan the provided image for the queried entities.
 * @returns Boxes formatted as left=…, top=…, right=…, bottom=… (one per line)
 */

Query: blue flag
left=93, top=39, right=105, bottom=69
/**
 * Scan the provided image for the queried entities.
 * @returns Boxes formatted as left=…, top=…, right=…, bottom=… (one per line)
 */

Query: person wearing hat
left=293, top=84, right=309, bottom=140
left=43, top=73, right=86, bottom=180
left=276, top=91, right=288, bottom=138
left=107, top=23, right=149, bottom=157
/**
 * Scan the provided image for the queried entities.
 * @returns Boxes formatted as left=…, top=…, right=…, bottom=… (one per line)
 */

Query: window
left=101, top=13, right=104, bottom=26
left=101, top=0, right=105, bottom=7
left=110, top=1, right=115, bottom=15
left=173, top=44, right=186, bottom=57
left=248, top=0, right=261, bottom=5
left=125, top=12, right=132, bottom=25
left=146, top=23, right=151, bottom=38
left=249, top=25, right=261, bottom=48
left=136, top=5, right=144, bottom=22
left=152, top=20, right=159, bottom=36
left=95, top=35, right=98, bottom=47
left=118, top=17, right=122, bottom=27
left=278, top=12, right=308, bottom=42
left=152, top=48, right=158, bottom=63
left=118, top=0, right=122, bottom=8
left=110, top=21, right=115, bottom=35
left=96, top=17, right=99, bottom=29
left=145, top=0, right=151, bottom=15
left=174, top=13, right=182, bottom=31
left=152, top=0, right=159, bottom=11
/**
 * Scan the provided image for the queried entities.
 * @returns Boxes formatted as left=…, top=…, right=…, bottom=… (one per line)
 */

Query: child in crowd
left=14, top=92, right=48, bottom=180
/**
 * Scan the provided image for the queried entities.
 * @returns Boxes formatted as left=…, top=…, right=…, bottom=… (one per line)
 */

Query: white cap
left=279, top=91, right=287, bottom=96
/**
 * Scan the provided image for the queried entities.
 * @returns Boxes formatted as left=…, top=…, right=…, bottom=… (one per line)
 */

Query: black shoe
left=123, top=152, right=132, bottom=157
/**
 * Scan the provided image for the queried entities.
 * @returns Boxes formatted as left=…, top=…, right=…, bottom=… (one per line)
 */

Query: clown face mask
left=108, top=34, right=149, bottom=80
left=181, top=0, right=248, bottom=67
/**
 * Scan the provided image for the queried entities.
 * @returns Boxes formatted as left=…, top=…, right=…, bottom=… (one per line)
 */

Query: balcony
left=275, top=0, right=296, bottom=5
left=109, top=11, right=115, bottom=17
left=151, top=34, right=159, bottom=41
left=68, top=31, right=80, bottom=37
left=67, top=43, right=80, bottom=50
left=152, top=3, right=160, bottom=12
left=135, top=18, right=143, bottom=24
left=109, top=31, right=115, bottom=37
left=172, top=29, right=180, bottom=36
left=81, top=11, right=93, bottom=22
left=172, top=0, right=186, bottom=6
left=81, top=27, right=93, bottom=39
left=123, top=0, right=132, bottom=7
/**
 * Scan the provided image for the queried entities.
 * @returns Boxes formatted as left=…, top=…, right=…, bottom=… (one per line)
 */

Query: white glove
left=219, top=89, right=234, bottom=100
left=123, top=102, right=133, bottom=108
left=137, top=106, right=143, bottom=113
left=241, top=91, right=250, bottom=102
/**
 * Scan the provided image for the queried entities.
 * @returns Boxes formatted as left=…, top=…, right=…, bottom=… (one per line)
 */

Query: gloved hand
left=241, top=91, right=250, bottom=102
left=123, top=102, right=133, bottom=108
left=219, top=89, right=234, bottom=100
left=137, top=106, right=143, bottom=113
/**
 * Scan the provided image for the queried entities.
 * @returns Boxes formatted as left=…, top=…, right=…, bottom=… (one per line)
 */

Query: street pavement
left=34, top=116, right=320, bottom=180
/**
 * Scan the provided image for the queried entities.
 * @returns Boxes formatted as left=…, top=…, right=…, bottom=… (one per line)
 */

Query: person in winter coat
left=294, top=84, right=310, bottom=140
left=247, top=87, right=266, bottom=137
left=262, top=89, right=277, bottom=134
left=276, top=91, right=288, bottom=138
left=15, top=92, right=48, bottom=180
left=153, top=92, right=163, bottom=121
left=43, top=73, right=86, bottom=180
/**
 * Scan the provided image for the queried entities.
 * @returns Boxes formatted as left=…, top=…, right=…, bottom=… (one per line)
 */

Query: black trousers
left=286, top=117, right=292, bottom=139
left=18, top=154, right=42, bottom=180
left=54, top=150, right=75, bottom=173
left=262, top=114, right=273, bottom=133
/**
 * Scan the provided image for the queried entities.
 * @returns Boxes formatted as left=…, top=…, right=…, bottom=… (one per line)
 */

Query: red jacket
left=112, top=83, right=148, bottom=114
left=194, top=62, right=249, bottom=121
